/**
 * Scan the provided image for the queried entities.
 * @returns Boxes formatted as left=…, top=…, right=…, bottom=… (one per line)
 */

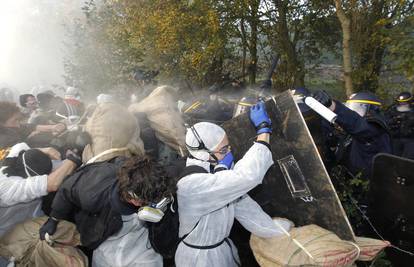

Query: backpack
left=147, top=165, right=207, bottom=259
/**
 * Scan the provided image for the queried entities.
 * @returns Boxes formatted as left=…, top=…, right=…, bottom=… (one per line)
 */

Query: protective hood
left=185, top=122, right=226, bottom=162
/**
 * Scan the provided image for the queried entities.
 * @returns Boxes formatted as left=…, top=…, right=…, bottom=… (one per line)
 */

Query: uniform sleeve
left=334, top=101, right=383, bottom=142
left=0, top=174, right=48, bottom=207
left=234, top=195, right=288, bottom=238
left=177, top=142, right=273, bottom=217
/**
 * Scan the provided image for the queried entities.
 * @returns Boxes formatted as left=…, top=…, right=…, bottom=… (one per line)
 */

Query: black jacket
left=50, top=157, right=130, bottom=249
left=333, top=102, right=392, bottom=178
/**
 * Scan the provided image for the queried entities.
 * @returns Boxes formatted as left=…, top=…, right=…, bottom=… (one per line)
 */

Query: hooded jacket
left=49, top=157, right=126, bottom=249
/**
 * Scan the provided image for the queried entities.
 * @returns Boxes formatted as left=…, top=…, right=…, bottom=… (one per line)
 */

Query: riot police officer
left=312, top=91, right=392, bottom=179
left=386, top=92, right=414, bottom=159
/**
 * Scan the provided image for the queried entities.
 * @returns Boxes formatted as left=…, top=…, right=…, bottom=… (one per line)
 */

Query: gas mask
left=137, top=196, right=173, bottom=223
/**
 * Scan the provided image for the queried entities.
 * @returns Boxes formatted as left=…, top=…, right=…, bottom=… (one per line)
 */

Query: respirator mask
left=137, top=196, right=173, bottom=223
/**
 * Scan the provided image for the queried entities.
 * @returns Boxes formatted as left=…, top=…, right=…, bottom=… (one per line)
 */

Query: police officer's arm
left=330, top=101, right=384, bottom=142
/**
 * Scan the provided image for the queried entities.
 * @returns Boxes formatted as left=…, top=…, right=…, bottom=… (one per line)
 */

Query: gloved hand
left=66, top=149, right=82, bottom=167
left=217, top=151, right=234, bottom=170
left=65, top=131, right=92, bottom=156
left=39, top=217, right=59, bottom=240
left=312, top=90, right=332, bottom=108
left=249, top=101, right=272, bottom=134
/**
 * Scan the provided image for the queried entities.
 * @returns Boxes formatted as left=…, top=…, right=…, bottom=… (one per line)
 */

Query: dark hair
left=0, top=101, right=21, bottom=125
left=118, top=157, right=174, bottom=204
left=19, top=94, right=35, bottom=107
left=2, top=149, right=53, bottom=178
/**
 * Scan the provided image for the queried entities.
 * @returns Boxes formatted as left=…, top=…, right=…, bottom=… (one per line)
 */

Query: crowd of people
left=0, top=84, right=293, bottom=267
left=0, top=82, right=413, bottom=267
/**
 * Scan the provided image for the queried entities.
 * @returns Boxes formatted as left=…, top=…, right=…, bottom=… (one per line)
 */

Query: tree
left=63, top=0, right=143, bottom=95
left=334, top=0, right=354, bottom=96
left=349, top=0, right=414, bottom=92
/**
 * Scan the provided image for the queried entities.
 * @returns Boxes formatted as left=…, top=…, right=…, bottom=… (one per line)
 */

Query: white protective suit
left=175, top=122, right=291, bottom=267
left=92, top=213, right=163, bottom=267
left=0, top=143, right=48, bottom=237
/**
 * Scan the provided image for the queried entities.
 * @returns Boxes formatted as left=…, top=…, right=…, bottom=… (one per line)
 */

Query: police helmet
left=345, top=91, right=382, bottom=117
left=396, top=92, right=412, bottom=104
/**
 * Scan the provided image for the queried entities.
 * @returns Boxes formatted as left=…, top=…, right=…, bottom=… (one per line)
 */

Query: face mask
left=396, top=104, right=411, bottom=112
left=137, top=197, right=173, bottom=223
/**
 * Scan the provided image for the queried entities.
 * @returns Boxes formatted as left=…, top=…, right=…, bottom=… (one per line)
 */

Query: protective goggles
left=25, top=100, right=38, bottom=107
left=213, top=144, right=231, bottom=155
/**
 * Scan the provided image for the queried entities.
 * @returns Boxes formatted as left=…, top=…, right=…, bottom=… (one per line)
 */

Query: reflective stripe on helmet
left=346, top=99, right=382, bottom=106
left=397, top=96, right=413, bottom=102
left=184, top=101, right=202, bottom=113
left=237, top=102, right=254, bottom=107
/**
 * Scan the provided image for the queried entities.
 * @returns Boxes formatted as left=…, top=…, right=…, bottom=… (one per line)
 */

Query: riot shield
left=369, top=153, right=414, bottom=266
left=370, top=153, right=414, bottom=227
left=223, top=91, right=354, bottom=240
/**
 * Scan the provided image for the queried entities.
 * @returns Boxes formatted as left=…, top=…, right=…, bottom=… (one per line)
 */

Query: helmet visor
left=345, top=102, right=368, bottom=117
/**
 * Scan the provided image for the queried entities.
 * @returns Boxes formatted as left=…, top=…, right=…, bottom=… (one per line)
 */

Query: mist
left=0, top=0, right=84, bottom=94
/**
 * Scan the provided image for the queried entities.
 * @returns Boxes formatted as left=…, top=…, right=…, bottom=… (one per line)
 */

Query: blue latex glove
left=216, top=151, right=234, bottom=171
left=249, top=101, right=272, bottom=134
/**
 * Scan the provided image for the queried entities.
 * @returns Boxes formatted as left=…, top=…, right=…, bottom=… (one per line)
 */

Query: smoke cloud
left=0, top=0, right=84, bottom=94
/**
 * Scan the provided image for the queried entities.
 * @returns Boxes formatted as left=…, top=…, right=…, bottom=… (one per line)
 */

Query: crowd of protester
left=0, top=82, right=412, bottom=267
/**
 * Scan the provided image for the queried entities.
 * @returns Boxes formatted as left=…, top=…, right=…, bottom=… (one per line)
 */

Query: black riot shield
left=369, top=153, right=414, bottom=266
left=223, top=90, right=354, bottom=235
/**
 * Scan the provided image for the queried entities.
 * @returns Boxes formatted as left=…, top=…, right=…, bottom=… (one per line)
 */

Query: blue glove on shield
left=216, top=151, right=234, bottom=171
left=249, top=101, right=272, bottom=134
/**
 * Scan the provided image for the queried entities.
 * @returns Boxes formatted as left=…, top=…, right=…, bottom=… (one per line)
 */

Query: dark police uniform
left=386, top=106, right=414, bottom=159
left=332, top=101, right=392, bottom=178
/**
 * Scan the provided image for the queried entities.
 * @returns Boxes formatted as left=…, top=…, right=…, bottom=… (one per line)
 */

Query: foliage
left=62, top=0, right=414, bottom=99
left=63, top=0, right=143, bottom=95
left=329, top=165, right=369, bottom=234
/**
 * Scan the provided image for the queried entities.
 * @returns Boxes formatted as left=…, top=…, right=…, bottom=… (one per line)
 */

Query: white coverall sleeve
left=178, top=142, right=273, bottom=216
left=234, top=195, right=290, bottom=238
left=0, top=174, right=48, bottom=207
